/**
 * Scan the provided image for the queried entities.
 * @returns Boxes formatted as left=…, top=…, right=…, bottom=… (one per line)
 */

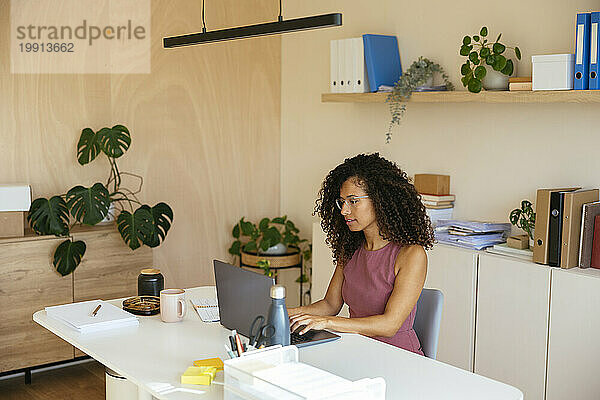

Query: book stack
left=46, top=300, right=139, bottom=334
left=435, top=220, right=511, bottom=250
left=421, top=194, right=455, bottom=226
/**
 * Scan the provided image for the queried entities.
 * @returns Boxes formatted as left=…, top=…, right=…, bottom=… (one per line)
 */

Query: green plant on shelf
left=459, top=26, right=522, bottom=93
left=386, top=57, right=453, bottom=143
left=509, top=200, right=535, bottom=239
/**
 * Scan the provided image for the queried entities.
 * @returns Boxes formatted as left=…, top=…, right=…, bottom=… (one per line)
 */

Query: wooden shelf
left=321, top=90, right=600, bottom=104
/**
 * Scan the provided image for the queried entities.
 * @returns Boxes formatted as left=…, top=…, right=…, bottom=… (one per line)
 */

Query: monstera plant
left=27, top=125, right=173, bottom=276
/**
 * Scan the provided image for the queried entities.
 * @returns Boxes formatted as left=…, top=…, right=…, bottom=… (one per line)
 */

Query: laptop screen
left=213, top=260, right=275, bottom=337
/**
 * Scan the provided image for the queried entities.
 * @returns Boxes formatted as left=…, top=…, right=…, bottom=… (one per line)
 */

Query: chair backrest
left=413, top=288, right=444, bottom=359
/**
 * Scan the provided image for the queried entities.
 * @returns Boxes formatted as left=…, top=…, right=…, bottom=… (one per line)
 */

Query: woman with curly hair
left=289, top=153, right=435, bottom=355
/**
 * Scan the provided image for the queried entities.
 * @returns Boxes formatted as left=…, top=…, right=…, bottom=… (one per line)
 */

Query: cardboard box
left=414, top=174, right=450, bottom=195
left=507, top=234, right=529, bottom=249
left=0, top=211, right=25, bottom=238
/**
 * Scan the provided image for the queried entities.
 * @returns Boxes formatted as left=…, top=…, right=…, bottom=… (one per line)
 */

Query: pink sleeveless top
left=341, top=242, right=424, bottom=355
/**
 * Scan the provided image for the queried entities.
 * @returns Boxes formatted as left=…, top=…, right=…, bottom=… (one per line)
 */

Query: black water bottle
left=266, top=285, right=291, bottom=346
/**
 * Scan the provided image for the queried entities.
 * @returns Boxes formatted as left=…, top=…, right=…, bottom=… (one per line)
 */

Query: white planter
left=482, top=60, right=517, bottom=91
left=262, top=243, right=287, bottom=255
left=98, top=203, right=117, bottom=225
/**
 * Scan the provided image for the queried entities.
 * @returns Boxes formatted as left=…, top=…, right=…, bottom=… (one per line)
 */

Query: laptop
left=213, top=260, right=340, bottom=347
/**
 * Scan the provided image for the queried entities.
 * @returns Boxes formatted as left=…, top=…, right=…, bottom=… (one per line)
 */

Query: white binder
left=330, top=40, right=340, bottom=93
left=351, top=37, right=369, bottom=93
left=342, top=38, right=353, bottom=92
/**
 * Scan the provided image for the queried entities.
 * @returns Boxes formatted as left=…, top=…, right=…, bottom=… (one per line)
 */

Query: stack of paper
left=46, top=300, right=138, bottom=333
left=435, top=220, right=511, bottom=250
left=486, top=243, right=533, bottom=261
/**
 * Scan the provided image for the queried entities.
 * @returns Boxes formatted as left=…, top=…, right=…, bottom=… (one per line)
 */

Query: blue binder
left=362, top=34, right=402, bottom=92
left=590, top=12, right=600, bottom=89
left=574, top=13, right=591, bottom=90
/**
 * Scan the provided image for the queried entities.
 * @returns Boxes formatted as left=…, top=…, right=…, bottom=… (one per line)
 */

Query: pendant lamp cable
left=201, top=0, right=207, bottom=32
left=278, top=0, right=283, bottom=22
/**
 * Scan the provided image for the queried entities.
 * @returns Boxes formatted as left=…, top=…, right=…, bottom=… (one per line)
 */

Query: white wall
left=281, top=0, right=600, bottom=249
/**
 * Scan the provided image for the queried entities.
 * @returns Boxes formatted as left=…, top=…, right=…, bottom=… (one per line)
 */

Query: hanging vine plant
left=386, top=57, right=454, bottom=143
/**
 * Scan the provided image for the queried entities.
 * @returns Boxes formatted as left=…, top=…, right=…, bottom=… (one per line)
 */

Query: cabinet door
left=475, top=253, right=550, bottom=400
left=426, top=244, right=477, bottom=371
left=72, top=227, right=153, bottom=302
left=0, top=237, right=74, bottom=372
left=546, top=268, right=600, bottom=400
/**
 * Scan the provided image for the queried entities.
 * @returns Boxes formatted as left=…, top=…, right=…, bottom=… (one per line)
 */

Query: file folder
left=547, top=191, right=566, bottom=267
left=579, top=201, right=600, bottom=268
left=574, top=13, right=591, bottom=90
left=343, top=38, right=353, bottom=92
left=560, top=189, right=599, bottom=269
left=351, top=37, right=370, bottom=93
left=533, top=187, right=579, bottom=265
left=330, top=40, right=340, bottom=93
left=590, top=12, right=600, bottom=89
left=363, top=34, right=402, bottom=92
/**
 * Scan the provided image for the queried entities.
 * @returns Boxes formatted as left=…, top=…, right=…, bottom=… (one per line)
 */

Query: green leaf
left=515, top=46, right=522, bottom=60
left=140, top=202, right=174, bottom=248
left=77, top=128, right=102, bottom=165
left=462, top=36, right=471, bottom=45
left=473, top=35, right=480, bottom=42
left=469, top=51, right=479, bottom=64
left=263, top=226, right=282, bottom=246
left=240, top=219, right=254, bottom=236
left=66, top=183, right=110, bottom=225
left=53, top=239, right=86, bottom=276
left=461, top=73, right=472, bottom=87
left=97, top=125, right=131, bottom=159
left=295, top=274, right=309, bottom=283
left=493, top=55, right=507, bottom=71
left=509, top=209, right=521, bottom=225
left=271, top=216, right=286, bottom=224
left=286, top=220, right=299, bottom=233
left=474, top=65, right=487, bottom=80
left=28, top=196, right=70, bottom=236
left=243, top=241, right=257, bottom=253
left=496, top=33, right=502, bottom=42
left=501, top=59, right=514, bottom=76
left=460, top=44, right=472, bottom=56
left=228, top=240, right=241, bottom=255
left=232, top=224, right=240, bottom=239
left=461, top=63, right=471, bottom=76
left=480, top=47, right=490, bottom=58
left=486, top=54, right=496, bottom=65
left=116, top=207, right=153, bottom=250
left=259, top=239, right=271, bottom=252
left=259, top=218, right=270, bottom=232
left=492, top=42, right=506, bottom=54
left=480, top=26, right=488, bottom=36
left=468, top=78, right=482, bottom=93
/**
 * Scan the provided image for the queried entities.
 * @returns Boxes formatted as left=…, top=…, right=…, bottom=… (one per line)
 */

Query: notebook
left=190, top=298, right=220, bottom=322
left=46, top=300, right=138, bottom=333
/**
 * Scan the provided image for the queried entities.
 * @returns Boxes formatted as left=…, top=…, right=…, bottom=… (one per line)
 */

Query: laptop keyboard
left=290, top=330, right=315, bottom=345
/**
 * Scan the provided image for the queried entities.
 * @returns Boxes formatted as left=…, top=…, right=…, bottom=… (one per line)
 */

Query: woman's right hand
left=287, top=306, right=304, bottom=317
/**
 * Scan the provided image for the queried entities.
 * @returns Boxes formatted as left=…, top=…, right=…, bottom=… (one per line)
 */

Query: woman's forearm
left=327, top=314, right=401, bottom=337
left=292, top=298, right=340, bottom=317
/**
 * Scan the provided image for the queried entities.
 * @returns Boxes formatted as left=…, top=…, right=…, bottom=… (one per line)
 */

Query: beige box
left=507, top=234, right=529, bottom=249
left=414, top=174, right=450, bottom=195
left=0, top=211, right=25, bottom=238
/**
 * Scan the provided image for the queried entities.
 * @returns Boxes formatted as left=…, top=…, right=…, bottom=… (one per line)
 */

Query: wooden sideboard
left=0, top=224, right=152, bottom=373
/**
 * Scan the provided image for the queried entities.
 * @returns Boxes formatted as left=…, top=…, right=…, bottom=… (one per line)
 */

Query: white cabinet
left=426, top=244, right=477, bottom=371
left=546, top=268, right=600, bottom=400
left=475, top=253, right=550, bottom=400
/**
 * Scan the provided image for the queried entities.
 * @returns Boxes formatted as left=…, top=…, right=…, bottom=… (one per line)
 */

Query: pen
left=91, top=304, right=101, bottom=317
left=228, top=336, right=238, bottom=356
left=224, top=344, right=235, bottom=359
left=235, top=333, right=244, bottom=355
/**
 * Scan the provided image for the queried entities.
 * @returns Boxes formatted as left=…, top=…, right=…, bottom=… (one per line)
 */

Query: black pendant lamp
left=163, top=0, right=342, bottom=48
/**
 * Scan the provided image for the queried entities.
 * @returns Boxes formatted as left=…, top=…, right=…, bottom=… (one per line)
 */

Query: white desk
left=33, top=287, right=522, bottom=399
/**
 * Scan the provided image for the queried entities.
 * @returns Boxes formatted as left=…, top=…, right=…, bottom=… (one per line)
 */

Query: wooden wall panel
left=0, top=237, right=74, bottom=372
left=0, top=0, right=281, bottom=290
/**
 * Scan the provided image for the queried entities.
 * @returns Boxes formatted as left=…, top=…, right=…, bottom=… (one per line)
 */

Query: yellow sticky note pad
left=193, top=357, right=224, bottom=371
left=181, top=366, right=217, bottom=385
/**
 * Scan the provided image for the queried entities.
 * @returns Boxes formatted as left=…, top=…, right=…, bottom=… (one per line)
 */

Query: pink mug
left=160, top=289, right=186, bottom=322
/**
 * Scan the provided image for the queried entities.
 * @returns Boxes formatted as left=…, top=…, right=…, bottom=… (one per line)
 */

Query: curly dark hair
left=314, top=153, right=435, bottom=267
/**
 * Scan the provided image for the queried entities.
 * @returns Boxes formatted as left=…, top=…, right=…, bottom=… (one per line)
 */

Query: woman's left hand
left=289, top=313, right=331, bottom=335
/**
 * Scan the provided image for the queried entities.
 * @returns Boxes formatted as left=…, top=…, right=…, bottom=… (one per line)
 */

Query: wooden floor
left=0, top=361, right=105, bottom=400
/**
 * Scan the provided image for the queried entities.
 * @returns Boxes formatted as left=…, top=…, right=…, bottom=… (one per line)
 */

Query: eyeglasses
left=335, top=195, right=369, bottom=210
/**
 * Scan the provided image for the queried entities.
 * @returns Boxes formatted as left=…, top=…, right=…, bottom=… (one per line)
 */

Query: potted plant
left=509, top=200, right=535, bottom=247
left=459, top=26, right=522, bottom=93
left=386, top=57, right=454, bottom=143
left=228, top=216, right=311, bottom=283
left=27, top=124, right=173, bottom=276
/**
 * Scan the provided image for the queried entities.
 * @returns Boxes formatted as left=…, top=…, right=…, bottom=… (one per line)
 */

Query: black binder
left=548, top=192, right=565, bottom=266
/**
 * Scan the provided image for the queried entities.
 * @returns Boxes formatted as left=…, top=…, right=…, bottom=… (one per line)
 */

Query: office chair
left=413, top=288, right=444, bottom=359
